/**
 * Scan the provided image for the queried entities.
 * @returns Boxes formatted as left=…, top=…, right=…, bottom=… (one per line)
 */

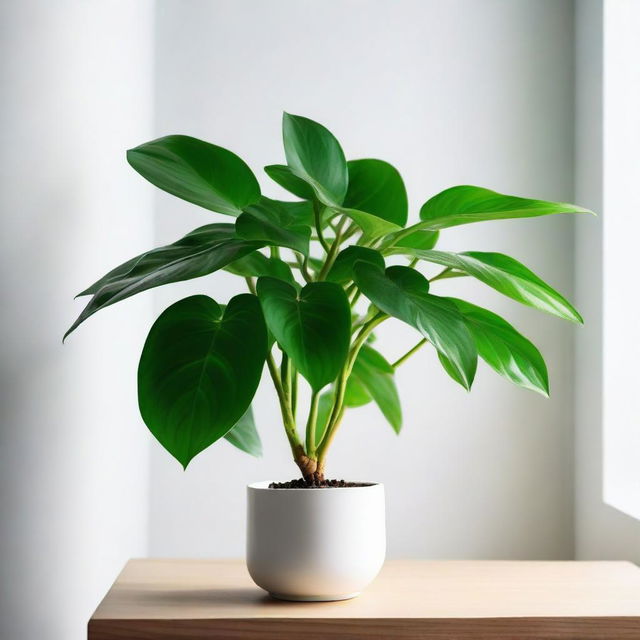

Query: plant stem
left=305, top=390, right=320, bottom=457
left=317, top=215, right=347, bottom=280
left=315, top=312, right=388, bottom=467
left=246, top=276, right=302, bottom=459
left=245, top=276, right=256, bottom=295
left=265, top=351, right=300, bottom=453
left=392, top=338, right=427, bottom=369
left=295, top=253, right=313, bottom=283
left=314, top=201, right=331, bottom=253
left=408, top=257, right=419, bottom=268
left=429, top=267, right=468, bottom=282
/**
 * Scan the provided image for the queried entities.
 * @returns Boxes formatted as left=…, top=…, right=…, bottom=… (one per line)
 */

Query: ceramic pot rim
left=248, top=480, right=383, bottom=492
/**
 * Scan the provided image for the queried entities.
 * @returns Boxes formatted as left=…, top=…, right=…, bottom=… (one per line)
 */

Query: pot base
left=270, top=591, right=360, bottom=602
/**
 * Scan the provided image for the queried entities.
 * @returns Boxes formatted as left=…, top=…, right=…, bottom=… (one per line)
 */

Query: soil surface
left=268, top=479, right=374, bottom=489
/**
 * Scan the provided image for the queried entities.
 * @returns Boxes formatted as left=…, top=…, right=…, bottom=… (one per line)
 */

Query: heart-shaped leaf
left=346, top=345, right=402, bottom=432
left=282, top=112, right=348, bottom=207
left=264, top=164, right=316, bottom=200
left=138, top=294, right=267, bottom=468
left=256, top=277, right=351, bottom=390
left=343, top=159, right=408, bottom=226
left=326, top=246, right=385, bottom=284
left=236, top=197, right=311, bottom=256
left=127, top=135, right=260, bottom=215
left=65, top=225, right=262, bottom=338
left=354, top=263, right=477, bottom=389
left=224, top=406, right=262, bottom=457
left=398, top=249, right=582, bottom=323
left=449, top=298, right=549, bottom=395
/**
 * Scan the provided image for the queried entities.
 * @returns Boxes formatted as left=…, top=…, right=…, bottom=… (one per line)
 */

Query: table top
left=89, top=558, right=640, bottom=639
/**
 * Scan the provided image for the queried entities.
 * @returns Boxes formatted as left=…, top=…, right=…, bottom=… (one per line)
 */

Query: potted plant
left=66, top=113, right=590, bottom=601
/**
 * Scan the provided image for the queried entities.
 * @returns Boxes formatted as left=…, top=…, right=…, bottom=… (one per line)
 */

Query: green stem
left=318, top=216, right=347, bottom=280
left=316, top=313, right=388, bottom=466
left=314, top=201, right=331, bottom=253
left=392, top=338, right=427, bottom=369
left=305, top=390, right=320, bottom=457
left=266, top=351, right=300, bottom=453
left=245, top=276, right=256, bottom=295
left=429, top=267, right=468, bottom=282
left=294, top=253, right=313, bottom=283
left=246, top=277, right=301, bottom=456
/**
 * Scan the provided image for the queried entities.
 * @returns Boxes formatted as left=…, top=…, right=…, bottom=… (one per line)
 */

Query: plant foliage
left=67, top=113, right=591, bottom=478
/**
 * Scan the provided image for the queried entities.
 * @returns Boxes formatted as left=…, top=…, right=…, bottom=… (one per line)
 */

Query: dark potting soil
left=268, top=479, right=374, bottom=489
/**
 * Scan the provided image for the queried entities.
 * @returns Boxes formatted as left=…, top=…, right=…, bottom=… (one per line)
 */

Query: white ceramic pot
left=246, top=481, right=385, bottom=601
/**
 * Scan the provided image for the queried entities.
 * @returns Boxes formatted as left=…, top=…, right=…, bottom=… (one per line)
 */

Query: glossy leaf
left=353, top=262, right=477, bottom=389
left=332, top=206, right=402, bottom=242
left=344, top=375, right=372, bottom=407
left=347, top=345, right=402, bottom=432
left=391, top=229, right=439, bottom=251
left=450, top=298, right=549, bottom=395
left=264, top=164, right=316, bottom=200
left=282, top=112, right=348, bottom=206
left=343, top=159, right=408, bottom=226
left=326, top=246, right=385, bottom=284
left=138, top=294, right=267, bottom=468
left=236, top=197, right=310, bottom=256
left=78, top=224, right=237, bottom=297
left=401, top=249, right=582, bottom=323
left=315, top=391, right=334, bottom=444
left=256, top=277, right=351, bottom=390
left=66, top=225, right=262, bottom=338
left=419, top=185, right=593, bottom=230
left=224, top=406, right=263, bottom=457
left=225, top=251, right=295, bottom=285
left=127, top=135, right=260, bottom=215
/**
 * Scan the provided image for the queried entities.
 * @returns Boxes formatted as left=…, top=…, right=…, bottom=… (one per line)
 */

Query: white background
left=1, top=2, right=638, bottom=640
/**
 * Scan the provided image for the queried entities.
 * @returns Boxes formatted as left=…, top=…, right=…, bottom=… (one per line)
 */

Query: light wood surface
left=89, top=558, right=640, bottom=639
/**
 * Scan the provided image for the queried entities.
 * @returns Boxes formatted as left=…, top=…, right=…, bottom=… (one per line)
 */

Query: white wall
left=0, top=3, right=154, bottom=639
left=149, top=0, right=577, bottom=559
left=574, top=0, right=640, bottom=562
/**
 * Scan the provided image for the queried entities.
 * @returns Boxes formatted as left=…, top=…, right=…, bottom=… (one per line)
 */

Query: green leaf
left=399, top=249, right=582, bottom=323
left=138, top=294, right=267, bottom=468
left=348, top=345, right=402, bottom=432
left=391, top=229, right=439, bottom=251
left=282, top=112, right=348, bottom=206
left=224, top=406, right=262, bottom=457
left=315, top=391, right=334, bottom=444
left=326, top=246, right=385, bottom=284
left=256, top=277, right=351, bottom=390
left=344, top=375, right=372, bottom=407
left=420, top=185, right=592, bottom=230
left=353, top=262, right=477, bottom=389
left=264, top=164, right=316, bottom=201
left=277, top=199, right=315, bottom=227
left=450, top=298, right=549, bottom=395
left=225, top=251, right=295, bottom=285
left=66, top=225, right=262, bottom=338
left=77, top=224, right=238, bottom=297
left=343, top=159, right=408, bottom=226
left=127, top=135, right=260, bottom=215
left=236, top=197, right=311, bottom=256
left=331, top=206, right=402, bottom=242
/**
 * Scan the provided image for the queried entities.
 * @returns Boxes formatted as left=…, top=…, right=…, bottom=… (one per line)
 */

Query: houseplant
left=66, top=113, right=590, bottom=600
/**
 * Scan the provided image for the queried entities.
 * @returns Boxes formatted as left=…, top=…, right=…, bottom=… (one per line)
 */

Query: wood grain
left=89, top=559, right=640, bottom=639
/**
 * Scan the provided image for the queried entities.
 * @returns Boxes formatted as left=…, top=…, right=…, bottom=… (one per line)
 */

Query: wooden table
left=89, top=558, right=640, bottom=639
